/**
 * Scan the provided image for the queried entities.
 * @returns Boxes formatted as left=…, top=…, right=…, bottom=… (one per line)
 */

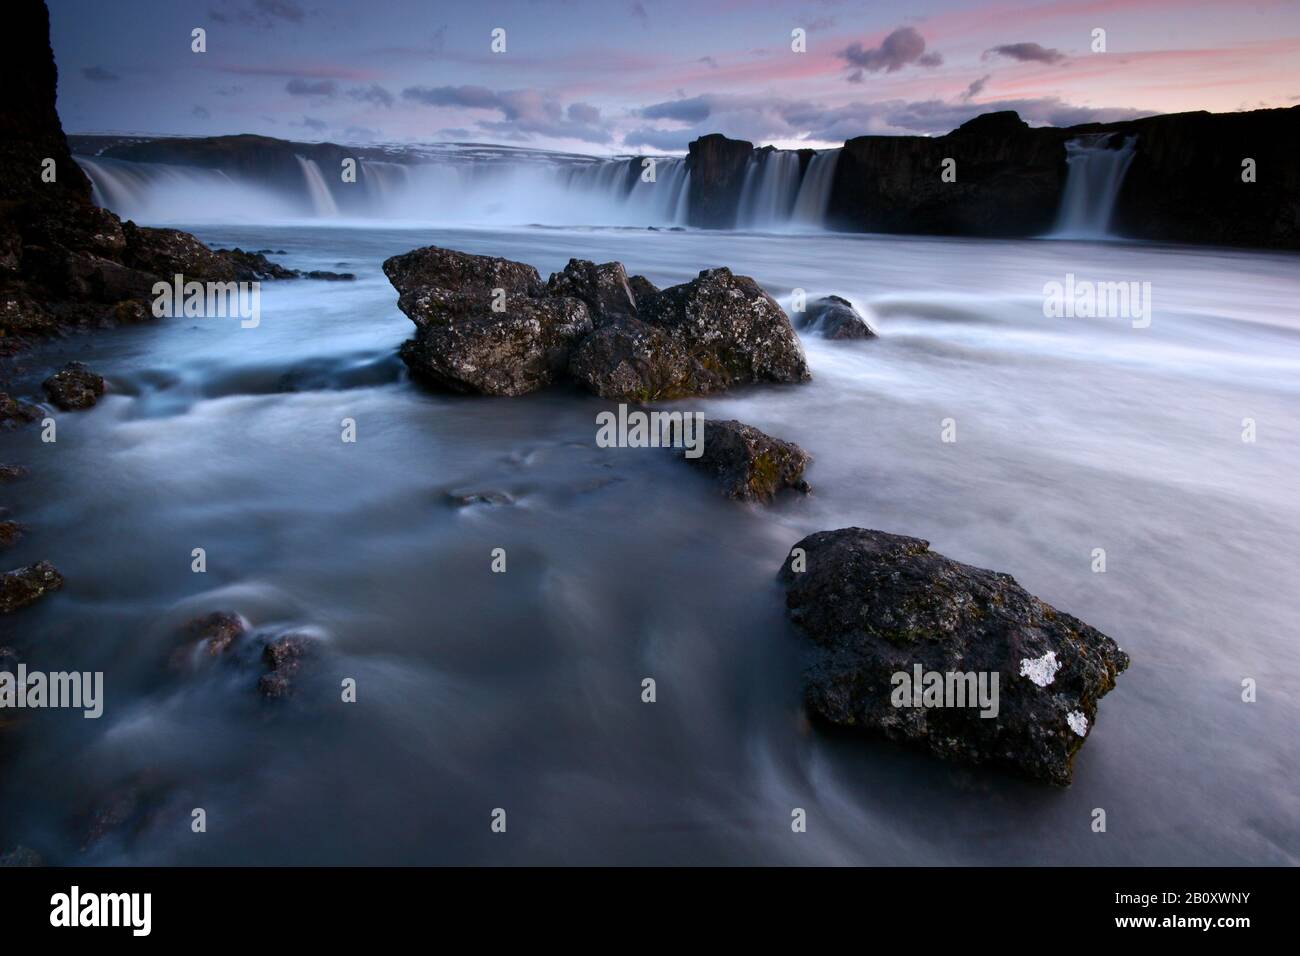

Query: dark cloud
left=402, top=85, right=612, bottom=144
left=630, top=90, right=1153, bottom=147
left=984, top=43, right=1067, bottom=65
left=839, top=27, right=941, bottom=74
left=698, top=56, right=719, bottom=69
left=191, top=105, right=211, bottom=119
left=640, top=96, right=714, bottom=123
left=630, top=2, right=648, bottom=27
left=210, top=0, right=307, bottom=28
left=347, top=84, right=395, bottom=108
left=81, top=66, right=119, bottom=83
left=298, top=116, right=328, bottom=132
left=567, top=102, right=601, bottom=124
left=961, top=75, right=991, bottom=101
left=285, top=78, right=337, bottom=97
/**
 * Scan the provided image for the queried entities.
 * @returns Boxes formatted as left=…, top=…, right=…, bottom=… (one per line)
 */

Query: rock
left=0, top=393, right=40, bottom=429
left=685, top=134, right=756, bottom=228
left=685, top=420, right=811, bottom=502
left=383, top=245, right=544, bottom=328
left=778, top=529, right=1129, bottom=786
left=0, top=520, right=24, bottom=549
left=0, top=464, right=27, bottom=481
left=211, top=246, right=297, bottom=280
left=546, top=258, right=638, bottom=325
left=627, top=275, right=660, bottom=301
left=42, top=361, right=105, bottom=410
left=399, top=295, right=593, bottom=396
left=798, top=295, right=876, bottom=340
left=0, top=845, right=43, bottom=867
left=184, top=611, right=247, bottom=657
left=258, top=632, right=313, bottom=699
left=570, top=267, right=810, bottom=401
left=445, top=489, right=515, bottom=508
left=0, top=560, right=62, bottom=613
left=302, top=269, right=355, bottom=281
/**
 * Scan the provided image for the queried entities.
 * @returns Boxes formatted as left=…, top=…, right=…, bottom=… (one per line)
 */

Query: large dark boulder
left=685, top=420, right=811, bottom=502
left=779, top=529, right=1128, bottom=786
left=570, top=267, right=809, bottom=401
left=383, top=245, right=544, bottom=328
left=400, top=296, right=593, bottom=396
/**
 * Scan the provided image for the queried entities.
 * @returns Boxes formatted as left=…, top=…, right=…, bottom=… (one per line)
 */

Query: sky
left=48, top=0, right=1300, bottom=154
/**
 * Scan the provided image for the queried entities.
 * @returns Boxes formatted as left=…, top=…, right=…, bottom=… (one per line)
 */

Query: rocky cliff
left=686, top=106, right=1300, bottom=248
left=0, top=1, right=292, bottom=351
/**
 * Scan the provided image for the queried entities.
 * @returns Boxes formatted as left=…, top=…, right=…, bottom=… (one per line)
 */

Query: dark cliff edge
left=687, top=107, right=1300, bottom=249
left=0, top=1, right=298, bottom=353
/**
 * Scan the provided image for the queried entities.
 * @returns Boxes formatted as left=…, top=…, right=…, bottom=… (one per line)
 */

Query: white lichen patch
left=1019, top=650, right=1060, bottom=687
left=1067, top=710, right=1089, bottom=736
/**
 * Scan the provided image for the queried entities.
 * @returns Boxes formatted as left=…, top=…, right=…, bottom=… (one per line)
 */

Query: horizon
left=48, top=0, right=1300, bottom=156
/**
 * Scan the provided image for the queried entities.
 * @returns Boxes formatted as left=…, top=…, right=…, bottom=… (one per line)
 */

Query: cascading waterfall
left=76, top=156, right=307, bottom=221
left=790, top=149, right=840, bottom=227
left=77, top=152, right=694, bottom=227
left=736, top=151, right=803, bottom=229
left=1052, top=133, right=1137, bottom=239
left=295, top=155, right=339, bottom=217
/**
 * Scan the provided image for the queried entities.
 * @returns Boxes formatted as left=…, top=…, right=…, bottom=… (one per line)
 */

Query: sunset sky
left=48, top=0, right=1300, bottom=153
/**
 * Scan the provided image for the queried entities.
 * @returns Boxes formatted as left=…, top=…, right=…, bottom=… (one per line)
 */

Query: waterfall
left=295, top=155, right=339, bottom=217
left=790, top=149, right=840, bottom=227
left=736, top=151, right=803, bottom=229
left=78, top=151, right=691, bottom=227
left=1052, top=134, right=1136, bottom=239
left=75, top=156, right=305, bottom=221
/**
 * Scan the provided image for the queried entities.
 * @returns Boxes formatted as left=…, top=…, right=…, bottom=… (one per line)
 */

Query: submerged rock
left=0, top=520, right=24, bottom=549
left=546, top=258, right=638, bottom=325
left=570, top=267, right=810, bottom=402
left=258, top=632, right=314, bottom=700
left=685, top=420, right=811, bottom=502
left=0, top=561, right=63, bottom=613
left=797, top=295, right=876, bottom=340
left=399, top=296, right=593, bottom=396
left=184, top=611, right=248, bottom=657
left=0, top=464, right=27, bottom=482
left=778, top=529, right=1128, bottom=786
left=0, top=845, right=43, bottom=867
left=42, top=361, right=106, bottom=410
left=0, top=393, right=40, bottom=429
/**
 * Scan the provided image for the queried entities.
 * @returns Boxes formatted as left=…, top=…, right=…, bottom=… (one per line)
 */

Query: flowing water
left=2, top=220, right=1297, bottom=865
left=1053, top=134, right=1138, bottom=239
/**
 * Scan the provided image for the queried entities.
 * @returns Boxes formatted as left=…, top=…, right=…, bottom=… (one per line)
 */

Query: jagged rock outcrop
left=684, top=420, right=811, bottom=502
left=0, top=3, right=319, bottom=350
left=779, top=529, right=1129, bottom=785
left=569, top=267, right=810, bottom=401
left=384, top=247, right=810, bottom=401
